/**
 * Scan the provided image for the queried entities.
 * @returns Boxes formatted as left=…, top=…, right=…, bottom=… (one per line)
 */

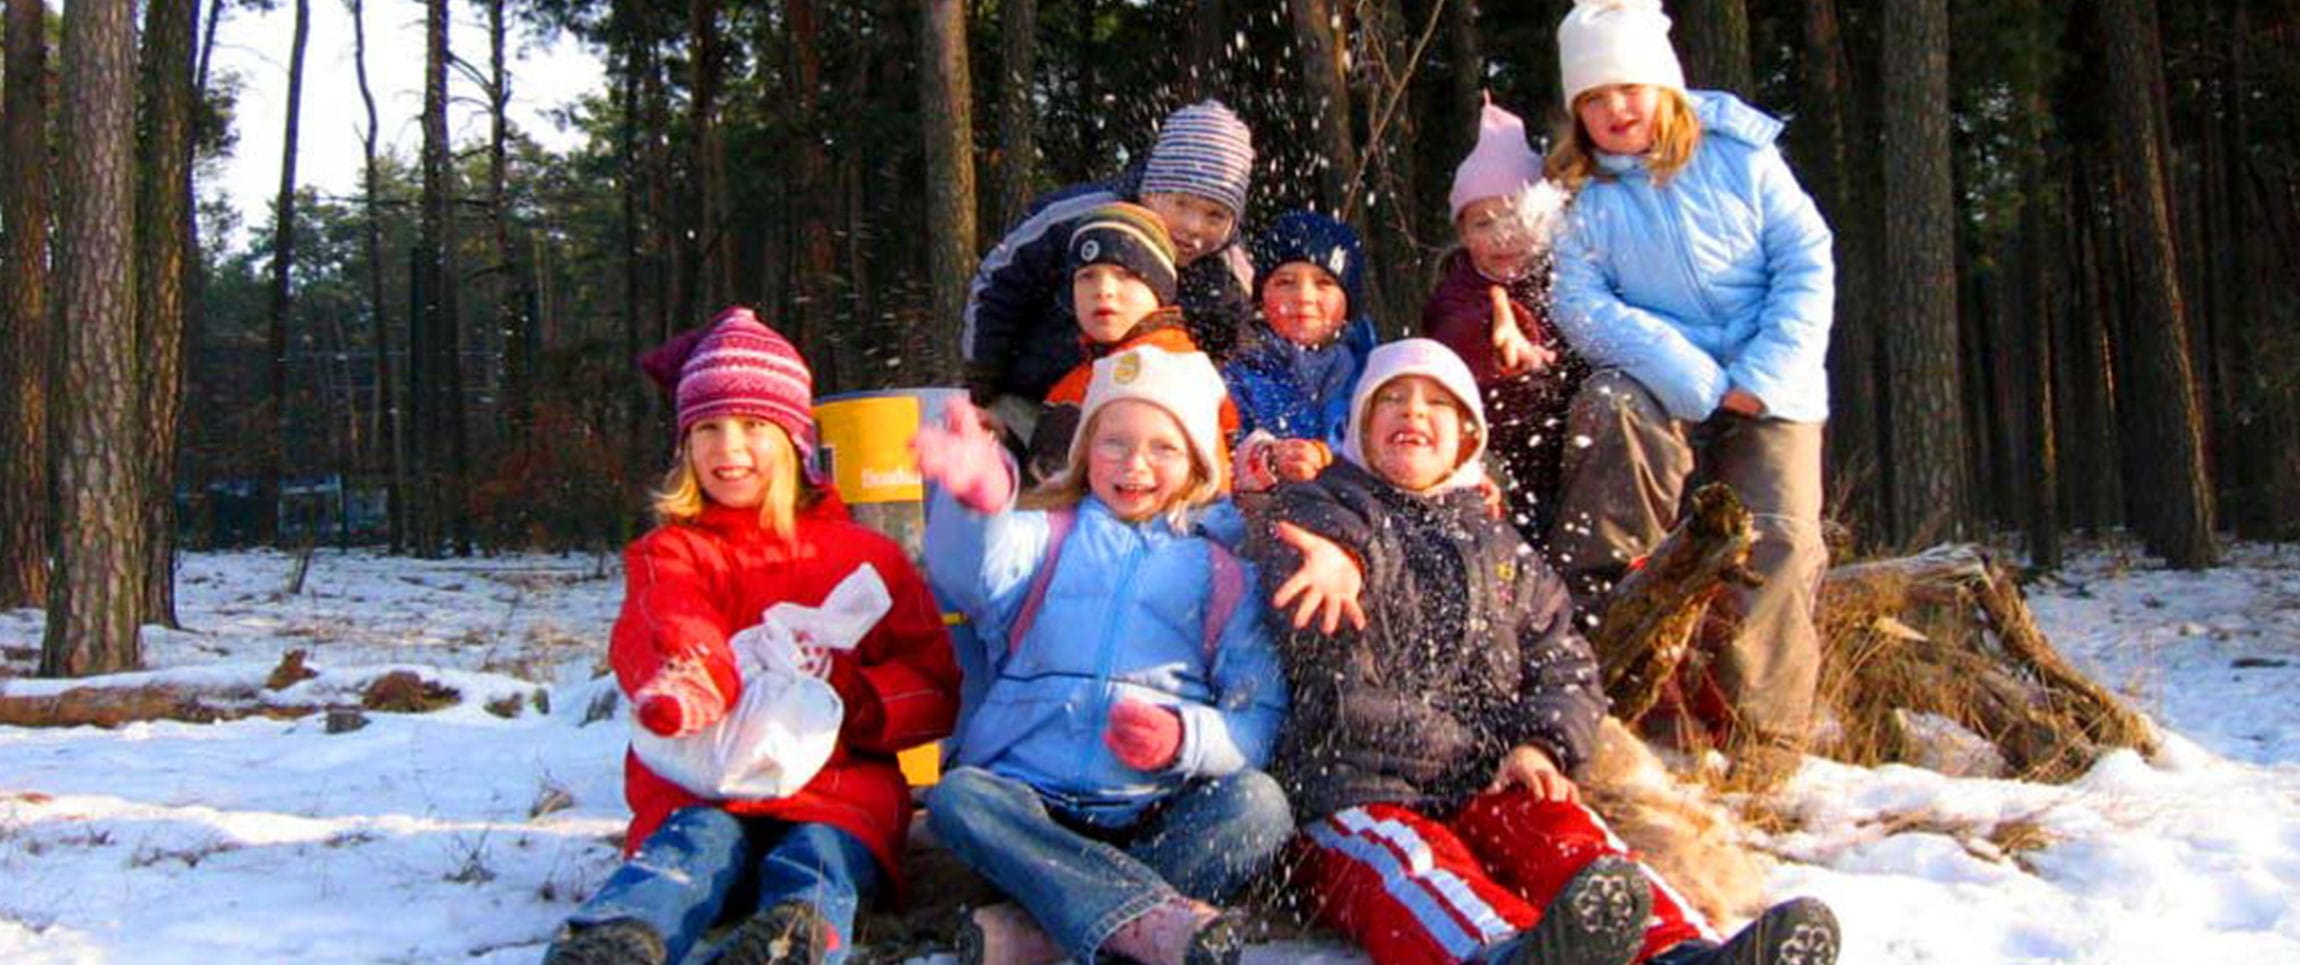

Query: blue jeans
left=569, top=807, right=880, bottom=964
left=924, top=766, right=1293, bottom=962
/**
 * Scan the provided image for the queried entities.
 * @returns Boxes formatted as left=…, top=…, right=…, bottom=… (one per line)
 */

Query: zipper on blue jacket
left=1089, top=522, right=1146, bottom=728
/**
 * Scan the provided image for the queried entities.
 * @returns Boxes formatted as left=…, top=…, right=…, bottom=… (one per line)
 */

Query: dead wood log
left=1592, top=483, right=1759, bottom=725
left=1593, top=492, right=2155, bottom=783
left=0, top=683, right=316, bottom=728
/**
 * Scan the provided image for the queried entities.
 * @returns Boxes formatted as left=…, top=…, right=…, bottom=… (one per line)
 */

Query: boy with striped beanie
left=961, top=101, right=1260, bottom=438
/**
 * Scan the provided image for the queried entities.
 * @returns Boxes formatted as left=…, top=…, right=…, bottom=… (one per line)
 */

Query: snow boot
left=541, top=918, right=668, bottom=965
left=1489, top=856, right=1651, bottom=965
left=1649, top=897, right=1839, bottom=965
left=1101, top=897, right=1244, bottom=965
left=718, top=901, right=832, bottom=965
left=956, top=902, right=1066, bottom=965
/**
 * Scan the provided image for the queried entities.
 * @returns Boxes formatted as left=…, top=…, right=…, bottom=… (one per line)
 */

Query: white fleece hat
left=1449, top=95, right=1544, bottom=220
left=1071, top=345, right=1231, bottom=488
left=1557, top=0, right=1687, bottom=107
left=1341, top=339, right=1489, bottom=493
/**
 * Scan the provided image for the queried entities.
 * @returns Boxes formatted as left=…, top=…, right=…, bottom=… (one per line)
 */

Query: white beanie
left=1341, top=339, right=1489, bottom=493
left=1071, top=345, right=1230, bottom=488
left=1557, top=0, right=1687, bottom=107
left=1449, top=94, right=1545, bottom=220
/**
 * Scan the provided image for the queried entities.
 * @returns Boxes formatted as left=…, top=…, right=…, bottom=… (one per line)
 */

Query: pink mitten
left=633, top=657, right=729, bottom=738
left=912, top=399, right=1014, bottom=513
left=1231, top=432, right=1280, bottom=494
left=1103, top=698, right=1184, bottom=771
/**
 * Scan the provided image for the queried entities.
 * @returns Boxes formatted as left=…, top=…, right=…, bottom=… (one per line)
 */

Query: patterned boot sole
left=1727, top=897, right=1840, bottom=965
left=1505, top=856, right=1652, bottom=965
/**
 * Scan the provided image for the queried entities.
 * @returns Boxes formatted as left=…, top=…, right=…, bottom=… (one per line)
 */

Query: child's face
left=1262, top=262, right=1349, bottom=347
left=1457, top=195, right=1537, bottom=283
left=1139, top=192, right=1235, bottom=266
left=1363, top=375, right=1471, bottom=493
left=1578, top=83, right=1662, bottom=156
left=1085, top=399, right=1196, bottom=522
left=687, top=417, right=792, bottom=510
left=1072, top=263, right=1163, bottom=345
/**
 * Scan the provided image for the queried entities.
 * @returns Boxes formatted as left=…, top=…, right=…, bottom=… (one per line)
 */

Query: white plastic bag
left=630, top=564, right=893, bottom=799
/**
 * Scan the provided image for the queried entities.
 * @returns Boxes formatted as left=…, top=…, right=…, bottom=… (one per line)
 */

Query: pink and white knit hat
left=639, top=307, right=819, bottom=471
left=1449, top=95, right=1544, bottom=220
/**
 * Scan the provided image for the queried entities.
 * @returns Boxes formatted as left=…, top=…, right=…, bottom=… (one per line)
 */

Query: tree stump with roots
left=1593, top=482, right=2158, bottom=783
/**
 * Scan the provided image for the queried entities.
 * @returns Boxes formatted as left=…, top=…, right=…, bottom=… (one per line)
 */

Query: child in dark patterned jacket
left=1256, top=338, right=1840, bottom=965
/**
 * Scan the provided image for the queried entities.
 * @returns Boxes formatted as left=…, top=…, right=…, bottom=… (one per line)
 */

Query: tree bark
left=136, top=0, right=197, bottom=627
left=2100, top=0, right=2216, bottom=568
left=43, top=0, right=144, bottom=676
left=920, top=0, right=977, bottom=382
left=420, top=0, right=469, bottom=557
left=262, top=0, right=311, bottom=547
left=1, top=0, right=54, bottom=609
left=996, top=0, right=1040, bottom=227
left=1796, top=0, right=1880, bottom=531
left=787, top=0, right=842, bottom=387
left=350, top=0, right=403, bottom=552
left=1288, top=0, right=1356, bottom=209
left=1189, top=0, right=1226, bottom=100
left=687, top=0, right=730, bottom=319
left=1676, top=0, right=1753, bottom=98
left=489, top=0, right=529, bottom=435
left=1879, top=0, right=1968, bottom=543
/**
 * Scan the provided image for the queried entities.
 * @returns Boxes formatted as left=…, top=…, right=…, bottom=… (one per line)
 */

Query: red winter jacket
left=609, top=490, right=959, bottom=883
left=1420, top=250, right=1562, bottom=388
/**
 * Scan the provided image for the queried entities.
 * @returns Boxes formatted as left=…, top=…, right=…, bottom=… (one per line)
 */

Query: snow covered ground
left=3, top=541, right=2297, bottom=964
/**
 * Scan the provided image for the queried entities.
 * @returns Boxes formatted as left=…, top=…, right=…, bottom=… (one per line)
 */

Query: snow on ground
left=3, top=541, right=2298, bottom=964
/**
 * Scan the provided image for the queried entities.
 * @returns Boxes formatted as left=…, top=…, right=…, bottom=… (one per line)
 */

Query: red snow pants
left=1293, top=790, right=1715, bottom=965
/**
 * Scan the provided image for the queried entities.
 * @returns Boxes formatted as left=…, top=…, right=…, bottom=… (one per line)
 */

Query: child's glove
left=633, top=657, right=729, bottom=738
left=1232, top=432, right=1281, bottom=493
left=913, top=398, right=1014, bottom=513
left=1103, top=698, right=1183, bottom=772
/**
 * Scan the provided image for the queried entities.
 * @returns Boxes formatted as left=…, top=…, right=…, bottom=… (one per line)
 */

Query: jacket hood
left=1689, top=89, right=1782, bottom=149
left=1340, top=338, right=1489, bottom=493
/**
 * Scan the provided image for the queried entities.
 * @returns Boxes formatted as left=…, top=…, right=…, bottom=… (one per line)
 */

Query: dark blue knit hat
left=1251, top=210, right=1367, bottom=316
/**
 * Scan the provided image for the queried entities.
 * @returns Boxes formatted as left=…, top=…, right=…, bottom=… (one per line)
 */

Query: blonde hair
left=1544, top=87, right=1701, bottom=191
left=1019, top=406, right=1223, bottom=530
left=650, top=423, right=818, bottom=540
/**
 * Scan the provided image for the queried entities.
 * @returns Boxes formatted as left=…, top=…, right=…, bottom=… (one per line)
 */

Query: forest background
left=3, top=0, right=2297, bottom=676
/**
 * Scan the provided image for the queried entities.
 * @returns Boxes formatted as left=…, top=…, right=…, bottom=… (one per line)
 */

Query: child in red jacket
left=544, top=308, right=960, bottom=965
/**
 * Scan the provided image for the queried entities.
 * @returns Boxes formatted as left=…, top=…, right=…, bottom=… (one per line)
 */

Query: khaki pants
left=1546, top=370, right=1828, bottom=740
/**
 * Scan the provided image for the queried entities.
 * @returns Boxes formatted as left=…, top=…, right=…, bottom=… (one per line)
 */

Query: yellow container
left=814, top=389, right=964, bottom=787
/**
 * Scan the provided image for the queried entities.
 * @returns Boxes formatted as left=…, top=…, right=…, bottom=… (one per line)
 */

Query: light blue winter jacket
left=1551, top=91, right=1836, bottom=423
left=924, top=489, right=1288, bottom=826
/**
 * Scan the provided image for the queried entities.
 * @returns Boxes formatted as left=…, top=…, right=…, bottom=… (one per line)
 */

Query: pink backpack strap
left=1201, top=540, right=1246, bottom=662
left=1008, top=508, right=1077, bottom=654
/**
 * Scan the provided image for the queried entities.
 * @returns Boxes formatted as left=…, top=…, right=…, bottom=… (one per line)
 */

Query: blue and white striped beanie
left=1141, top=100, right=1256, bottom=219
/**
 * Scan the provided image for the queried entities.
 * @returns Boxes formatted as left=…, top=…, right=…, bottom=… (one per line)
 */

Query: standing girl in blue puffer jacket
left=1544, top=0, right=1836, bottom=754
left=913, top=344, right=1292, bottom=965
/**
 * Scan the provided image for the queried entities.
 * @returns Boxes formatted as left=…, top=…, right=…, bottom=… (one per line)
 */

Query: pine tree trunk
left=1676, top=0, right=1753, bottom=98
left=787, top=0, right=842, bottom=386
left=1289, top=0, right=1355, bottom=210
left=1879, top=0, right=1968, bottom=542
left=43, top=0, right=144, bottom=676
left=2060, top=158, right=2123, bottom=533
left=490, top=0, right=529, bottom=436
left=420, top=0, right=468, bottom=557
left=1, top=0, right=54, bottom=609
left=2100, top=0, right=2216, bottom=568
left=136, top=0, right=196, bottom=627
left=920, top=0, right=977, bottom=382
left=262, top=0, right=310, bottom=547
left=1189, top=0, right=1225, bottom=99
left=996, top=0, right=1039, bottom=227
left=350, top=0, right=403, bottom=552
left=1796, top=0, right=1880, bottom=532
left=688, top=0, right=730, bottom=319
